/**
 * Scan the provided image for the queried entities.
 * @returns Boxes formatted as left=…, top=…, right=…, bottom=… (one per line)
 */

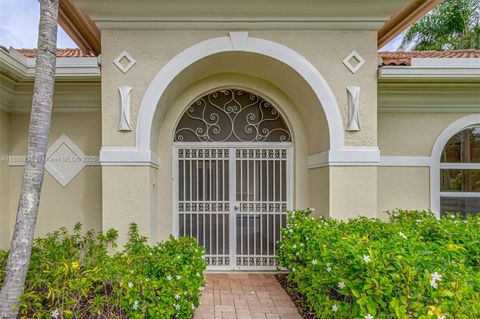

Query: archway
left=135, top=32, right=344, bottom=164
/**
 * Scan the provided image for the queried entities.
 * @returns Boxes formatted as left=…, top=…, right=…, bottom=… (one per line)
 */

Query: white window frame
left=430, top=115, right=480, bottom=217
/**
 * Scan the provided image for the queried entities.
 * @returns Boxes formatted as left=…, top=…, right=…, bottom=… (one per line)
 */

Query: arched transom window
left=440, top=125, right=480, bottom=217
left=174, top=88, right=291, bottom=143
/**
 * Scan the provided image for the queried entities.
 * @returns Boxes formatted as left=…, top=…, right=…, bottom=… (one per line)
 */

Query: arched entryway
left=173, top=88, right=293, bottom=270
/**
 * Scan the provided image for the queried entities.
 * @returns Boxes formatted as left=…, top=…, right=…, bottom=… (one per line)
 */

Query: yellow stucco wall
left=0, top=111, right=10, bottom=248
left=101, top=30, right=378, bottom=151
left=378, top=112, right=472, bottom=156
left=377, top=112, right=478, bottom=217
left=2, top=112, right=102, bottom=248
left=309, top=167, right=329, bottom=217
left=377, top=166, right=430, bottom=220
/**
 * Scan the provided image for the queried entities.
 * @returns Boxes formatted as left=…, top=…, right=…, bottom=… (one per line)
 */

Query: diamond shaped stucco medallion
left=342, top=50, right=366, bottom=74
left=113, top=50, right=136, bottom=74
left=45, top=134, right=86, bottom=187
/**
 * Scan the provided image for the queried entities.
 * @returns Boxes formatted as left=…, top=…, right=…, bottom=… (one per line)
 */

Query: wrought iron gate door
left=175, top=145, right=291, bottom=270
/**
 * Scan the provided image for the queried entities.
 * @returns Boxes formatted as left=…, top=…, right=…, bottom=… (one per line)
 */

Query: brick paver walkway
left=194, top=272, right=302, bottom=319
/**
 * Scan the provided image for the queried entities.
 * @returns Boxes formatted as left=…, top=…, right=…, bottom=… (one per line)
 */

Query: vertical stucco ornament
left=346, top=86, right=360, bottom=131
left=118, top=86, right=132, bottom=131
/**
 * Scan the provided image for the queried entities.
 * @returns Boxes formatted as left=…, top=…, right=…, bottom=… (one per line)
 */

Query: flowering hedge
left=277, top=209, right=480, bottom=319
left=0, top=223, right=206, bottom=318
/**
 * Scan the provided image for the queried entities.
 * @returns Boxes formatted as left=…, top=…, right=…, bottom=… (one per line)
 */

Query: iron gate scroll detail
left=174, top=89, right=291, bottom=143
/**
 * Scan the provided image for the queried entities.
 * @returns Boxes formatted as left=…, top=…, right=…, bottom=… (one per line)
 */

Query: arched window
left=440, top=125, right=480, bottom=217
left=174, top=88, right=291, bottom=143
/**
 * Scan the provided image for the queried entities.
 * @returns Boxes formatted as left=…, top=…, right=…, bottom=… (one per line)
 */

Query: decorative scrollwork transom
left=174, top=89, right=291, bottom=142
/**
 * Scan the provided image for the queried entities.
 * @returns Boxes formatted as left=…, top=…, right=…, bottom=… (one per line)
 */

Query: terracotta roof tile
left=379, top=50, right=480, bottom=66
left=16, top=48, right=95, bottom=58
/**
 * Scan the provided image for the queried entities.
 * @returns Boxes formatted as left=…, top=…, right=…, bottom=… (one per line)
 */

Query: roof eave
left=0, top=48, right=101, bottom=81
left=378, top=0, right=444, bottom=49
left=58, top=0, right=101, bottom=55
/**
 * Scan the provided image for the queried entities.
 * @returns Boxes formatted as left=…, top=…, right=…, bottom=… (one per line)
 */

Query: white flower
left=416, top=219, right=422, bottom=223
left=439, top=316, right=446, bottom=319
left=399, top=232, right=407, bottom=239
left=174, top=304, right=180, bottom=310
left=363, top=255, right=371, bottom=263
left=196, top=272, right=201, bottom=277
left=430, top=280, right=438, bottom=289
left=191, top=303, right=195, bottom=309
left=199, top=286, right=205, bottom=291
left=51, top=309, right=60, bottom=318
left=176, top=275, right=182, bottom=280
left=292, top=244, right=297, bottom=249
left=327, top=266, right=332, bottom=273
left=175, top=294, right=180, bottom=300
left=431, top=272, right=442, bottom=282
left=338, top=281, right=345, bottom=289
left=312, top=260, right=318, bottom=265
left=166, top=275, right=172, bottom=281
left=332, top=304, right=338, bottom=312
left=128, top=282, right=133, bottom=288
left=300, top=243, right=304, bottom=247
left=145, top=278, right=149, bottom=282
left=132, top=300, right=139, bottom=310
left=365, top=314, right=374, bottom=319
left=177, top=255, right=181, bottom=259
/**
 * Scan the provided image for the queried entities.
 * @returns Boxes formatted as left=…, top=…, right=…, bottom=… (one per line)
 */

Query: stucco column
left=102, top=166, right=157, bottom=246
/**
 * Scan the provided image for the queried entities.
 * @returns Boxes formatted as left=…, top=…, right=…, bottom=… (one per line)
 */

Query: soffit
left=73, top=0, right=411, bottom=30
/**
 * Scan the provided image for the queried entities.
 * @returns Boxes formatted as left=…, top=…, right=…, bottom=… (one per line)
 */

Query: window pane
left=440, top=197, right=480, bottom=217
left=441, top=126, right=480, bottom=163
left=440, top=169, right=480, bottom=192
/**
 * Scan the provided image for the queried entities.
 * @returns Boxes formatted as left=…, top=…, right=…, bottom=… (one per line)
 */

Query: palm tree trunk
left=0, top=0, right=59, bottom=317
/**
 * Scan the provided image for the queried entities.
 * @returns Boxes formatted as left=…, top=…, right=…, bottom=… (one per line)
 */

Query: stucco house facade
left=0, top=0, right=479, bottom=270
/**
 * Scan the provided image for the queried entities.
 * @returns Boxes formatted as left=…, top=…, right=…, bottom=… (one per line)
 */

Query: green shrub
left=277, top=209, right=480, bottom=319
left=0, top=223, right=206, bottom=318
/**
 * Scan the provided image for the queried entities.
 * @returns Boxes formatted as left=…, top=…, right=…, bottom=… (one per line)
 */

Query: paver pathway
left=194, top=272, right=302, bottom=319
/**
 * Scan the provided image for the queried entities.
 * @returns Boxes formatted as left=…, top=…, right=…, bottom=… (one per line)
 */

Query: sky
left=0, top=0, right=77, bottom=49
left=0, top=0, right=404, bottom=51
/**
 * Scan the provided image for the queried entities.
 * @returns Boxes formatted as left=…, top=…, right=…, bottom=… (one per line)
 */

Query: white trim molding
left=99, top=147, right=159, bottom=167
left=95, top=19, right=386, bottom=31
left=378, top=63, right=480, bottom=81
left=379, top=156, right=431, bottom=167
left=308, top=147, right=380, bottom=168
